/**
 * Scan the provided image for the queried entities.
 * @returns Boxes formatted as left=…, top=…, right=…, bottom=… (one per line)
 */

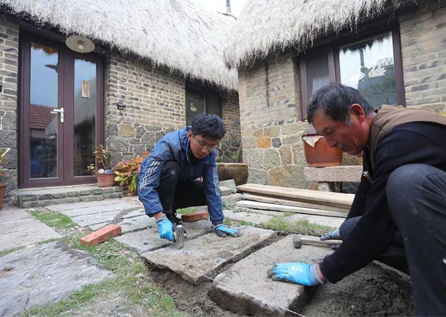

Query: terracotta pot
left=302, top=136, right=343, bottom=167
left=216, top=163, right=248, bottom=186
left=97, top=173, right=116, bottom=187
left=0, top=183, right=6, bottom=210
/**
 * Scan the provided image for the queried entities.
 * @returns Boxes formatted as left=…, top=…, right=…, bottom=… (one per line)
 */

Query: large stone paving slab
left=0, top=208, right=61, bottom=251
left=0, top=241, right=114, bottom=316
left=90, top=214, right=153, bottom=233
left=116, top=219, right=213, bottom=253
left=142, top=226, right=277, bottom=285
left=211, top=235, right=332, bottom=316
left=45, top=198, right=128, bottom=212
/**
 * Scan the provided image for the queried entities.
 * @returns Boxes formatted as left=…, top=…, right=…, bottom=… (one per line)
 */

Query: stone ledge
left=304, top=166, right=362, bottom=182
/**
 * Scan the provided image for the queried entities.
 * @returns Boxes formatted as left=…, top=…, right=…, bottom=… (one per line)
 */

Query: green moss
left=260, top=217, right=335, bottom=236
left=176, top=207, right=198, bottom=215
left=0, top=246, right=25, bottom=258
left=30, top=210, right=76, bottom=230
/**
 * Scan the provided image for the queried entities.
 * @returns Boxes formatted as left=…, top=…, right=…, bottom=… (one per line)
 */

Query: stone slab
left=220, top=186, right=233, bottom=196
left=211, top=235, right=332, bottom=316
left=115, top=219, right=212, bottom=253
left=67, top=208, right=145, bottom=228
left=54, top=203, right=140, bottom=218
left=219, top=179, right=237, bottom=193
left=304, top=166, right=362, bottom=182
left=0, top=209, right=61, bottom=251
left=286, top=213, right=345, bottom=228
left=45, top=199, right=125, bottom=212
left=90, top=214, right=153, bottom=233
left=224, top=209, right=282, bottom=225
left=0, top=242, right=114, bottom=316
left=142, top=226, right=277, bottom=285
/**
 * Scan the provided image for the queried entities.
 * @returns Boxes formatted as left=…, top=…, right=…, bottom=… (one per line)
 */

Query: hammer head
left=174, top=224, right=185, bottom=249
left=293, top=236, right=302, bottom=249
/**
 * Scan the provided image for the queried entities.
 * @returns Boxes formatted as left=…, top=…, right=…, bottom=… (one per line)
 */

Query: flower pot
left=302, top=131, right=343, bottom=167
left=216, top=163, right=248, bottom=186
left=96, top=173, right=116, bottom=187
left=0, top=182, right=6, bottom=210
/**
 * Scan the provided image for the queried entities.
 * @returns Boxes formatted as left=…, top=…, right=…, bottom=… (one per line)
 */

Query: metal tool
left=293, top=235, right=342, bottom=249
left=173, top=224, right=185, bottom=249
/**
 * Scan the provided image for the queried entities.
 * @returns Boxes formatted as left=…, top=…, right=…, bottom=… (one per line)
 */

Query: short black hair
left=191, top=114, right=226, bottom=140
left=307, top=84, right=374, bottom=124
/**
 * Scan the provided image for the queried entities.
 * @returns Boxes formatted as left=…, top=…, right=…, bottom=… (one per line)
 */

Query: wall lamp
left=117, top=101, right=126, bottom=111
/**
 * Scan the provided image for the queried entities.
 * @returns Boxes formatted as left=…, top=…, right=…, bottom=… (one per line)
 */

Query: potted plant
left=301, top=126, right=343, bottom=167
left=0, top=148, right=10, bottom=209
left=114, top=151, right=149, bottom=195
left=87, top=145, right=115, bottom=187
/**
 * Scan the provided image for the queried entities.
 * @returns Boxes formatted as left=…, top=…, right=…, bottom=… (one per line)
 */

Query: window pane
left=206, top=91, right=222, bottom=119
left=339, top=32, right=396, bottom=108
left=186, top=88, right=205, bottom=126
left=74, top=59, right=96, bottom=176
left=29, top=43, right=59, bottom=179
left=306, top=50, right=330, bottom=100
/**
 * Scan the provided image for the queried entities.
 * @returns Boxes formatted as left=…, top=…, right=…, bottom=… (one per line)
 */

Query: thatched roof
left=1, top=0, right=238, bottom=90
left=224, top=0, right=412, bottom=69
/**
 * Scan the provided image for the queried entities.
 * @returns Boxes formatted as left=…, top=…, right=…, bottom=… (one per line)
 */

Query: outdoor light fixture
left=0, top=82, right=2, bottom=93
left=65, top=35, right=95, bottom=53
left=117, top=101, right=126, bottom=110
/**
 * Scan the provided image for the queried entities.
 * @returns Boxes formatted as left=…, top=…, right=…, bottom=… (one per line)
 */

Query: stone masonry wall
left=0, top=16, right=19, bottom=198
left=105, top=54, right=186, bottom=167
left=400, top=2, right=446, bottom=113
left=238, top=53, right=311, bottom=188
left=219, top=91, right=241, bottom=163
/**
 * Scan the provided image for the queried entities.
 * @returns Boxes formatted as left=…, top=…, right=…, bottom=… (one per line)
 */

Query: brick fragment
left=80, top=224, right=122, bottom=246
left=181, top=211, right=209, bottom=222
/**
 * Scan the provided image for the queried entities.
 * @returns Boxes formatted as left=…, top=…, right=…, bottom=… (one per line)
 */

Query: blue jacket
left=138, top=127, right=224, bottom=225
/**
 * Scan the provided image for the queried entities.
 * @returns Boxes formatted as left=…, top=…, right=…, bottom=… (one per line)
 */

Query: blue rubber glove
left=156, top=215, right=174, bottom=242
left=213, top=224, right=241, bottom=238
left=320, top=228, right=341, bottom=241
left=267, top=263, right=325, bottom=286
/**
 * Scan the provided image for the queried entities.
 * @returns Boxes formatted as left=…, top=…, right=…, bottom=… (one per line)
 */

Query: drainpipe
left=226, top=0, right=232, bottom=14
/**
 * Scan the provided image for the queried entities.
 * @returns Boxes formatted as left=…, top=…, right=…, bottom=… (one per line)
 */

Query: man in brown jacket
left=268, top=84, right=446, bottom=315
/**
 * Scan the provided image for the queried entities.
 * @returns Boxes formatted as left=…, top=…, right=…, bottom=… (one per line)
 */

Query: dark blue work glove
left=156, top=215, right=174, bottom=242
left=213, top=224, right=242, bottom=238
left=267, top=263, right=325, bottom=286
left=320, top=228, right=341, bottom=241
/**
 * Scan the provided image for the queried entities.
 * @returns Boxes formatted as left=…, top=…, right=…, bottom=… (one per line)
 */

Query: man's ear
left=350, top=104, right=366, bottom=123
left=187, top=130, right=192, bottom=140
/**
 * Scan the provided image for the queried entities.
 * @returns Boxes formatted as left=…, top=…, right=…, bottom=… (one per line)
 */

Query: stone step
left=16, top=185, right=123, bottom=208
left=142, top=226, right=277, bottom=285
left=211, top=235, right=332, bottom=316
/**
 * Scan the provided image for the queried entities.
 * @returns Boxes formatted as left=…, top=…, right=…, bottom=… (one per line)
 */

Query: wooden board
left=236, top=184, right=354, bottom=209
left=241, top=194, right=349, bottom=213
left=236, top=200, right=347, bottom=218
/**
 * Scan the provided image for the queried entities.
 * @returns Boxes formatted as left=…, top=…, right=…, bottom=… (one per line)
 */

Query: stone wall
left=0, top=16, right=19, bottom=197
left=104, top=54, right=186, bottom=166
left=400, top=2, right=446, bottom=113
left=238, top=53, right=311, bottom=188
left=219, top=91, right=241, bottom=162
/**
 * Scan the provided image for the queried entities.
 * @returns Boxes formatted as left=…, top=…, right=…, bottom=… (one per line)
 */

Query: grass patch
left=30, top=210, right=76, bottom=230
left=177, top=207, right=198, bottom=215
left=222, top=202, right=235, bottom=209
left=260, top=216, right=335, bottom=236
left=24, top=233, right=186, bottom=317
left=223, top=218, right=255, bottom=227
left=0, top=246, right=25, bottom=258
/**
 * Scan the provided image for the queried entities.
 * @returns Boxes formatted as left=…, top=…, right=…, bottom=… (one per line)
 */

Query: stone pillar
left=219, top=90, right=241, bottom=162
left=0, top=15, right=19, bottom=198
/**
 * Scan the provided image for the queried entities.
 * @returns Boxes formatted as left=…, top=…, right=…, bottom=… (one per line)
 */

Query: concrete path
left=211, top=235, right=332, bottom=316
left=0, top=241, right=113, bottom=316
left=143, top=227, right=277, bottom=285
left=0, top=207, right=60, bottom=251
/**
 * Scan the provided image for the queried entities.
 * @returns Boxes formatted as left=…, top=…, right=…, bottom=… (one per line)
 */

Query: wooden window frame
left=299, top=27, right=405, bottom=120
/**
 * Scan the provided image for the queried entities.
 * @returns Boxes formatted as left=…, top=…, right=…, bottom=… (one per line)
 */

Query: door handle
left=50, top=107, right=64, bottom=123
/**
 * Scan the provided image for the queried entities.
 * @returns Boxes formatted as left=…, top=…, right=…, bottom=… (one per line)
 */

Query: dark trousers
left=155, top=161, right=207, bottom=223
left=343, top=164, right=446, bottom=316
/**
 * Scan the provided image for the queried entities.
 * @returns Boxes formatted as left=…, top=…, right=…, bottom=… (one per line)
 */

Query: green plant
left=87, top=144, right=111, bottom=174
left=0, top=148, right=10, bottom=181
left=114, top=152, right=149, bottom=194
left=231, top=146, right=242, bottom=163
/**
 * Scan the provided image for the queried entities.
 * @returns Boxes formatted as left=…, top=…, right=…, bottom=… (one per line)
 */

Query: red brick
left=181, top=211, right=209, bottom=222
left=80, top=224, right=122, bottom=246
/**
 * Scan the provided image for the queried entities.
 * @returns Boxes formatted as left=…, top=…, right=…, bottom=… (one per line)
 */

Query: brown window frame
left=299, top=28, right=405, bottom=120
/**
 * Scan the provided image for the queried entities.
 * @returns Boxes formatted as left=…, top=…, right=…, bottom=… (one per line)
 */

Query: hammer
left=293, top=235, right=342, bottom=249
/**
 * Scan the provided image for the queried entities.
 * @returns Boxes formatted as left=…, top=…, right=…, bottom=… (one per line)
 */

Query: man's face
left=188, top=131, right=219, bottom=159
left=311, top=105, right=367, bottom=155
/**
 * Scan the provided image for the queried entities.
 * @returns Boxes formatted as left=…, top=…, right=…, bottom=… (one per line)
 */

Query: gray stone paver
left=211, top=235, right=332, bottom=316
left=0, top=208, right=60, bottom=251
left=46, top=199, right=126, bottom=212
left=115, top=219, right=212, bottom=253
left=90, top=214, right=153, bottom=233
left=0, top=241, right=114, bottom=316
left=142, top=226, right=277, bottom=285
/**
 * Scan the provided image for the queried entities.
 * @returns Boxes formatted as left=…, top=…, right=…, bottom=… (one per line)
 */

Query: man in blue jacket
left=138, top=114, right=241, bottom=242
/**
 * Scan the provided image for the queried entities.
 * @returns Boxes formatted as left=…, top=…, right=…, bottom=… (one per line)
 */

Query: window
left=185, top=86, right=222, bottom=125
left=300, top=30, right=404, bottom=119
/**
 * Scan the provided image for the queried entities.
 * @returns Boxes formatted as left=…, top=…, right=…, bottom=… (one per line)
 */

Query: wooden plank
left=236, top=184, right=354, bottom=209
left=236, top=201, right=347, bottom=218
left=241, top=194, right=349, bottom=213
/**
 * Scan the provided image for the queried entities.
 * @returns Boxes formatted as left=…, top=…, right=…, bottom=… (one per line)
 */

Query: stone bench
left=304, top=166, right=363, bottom=192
